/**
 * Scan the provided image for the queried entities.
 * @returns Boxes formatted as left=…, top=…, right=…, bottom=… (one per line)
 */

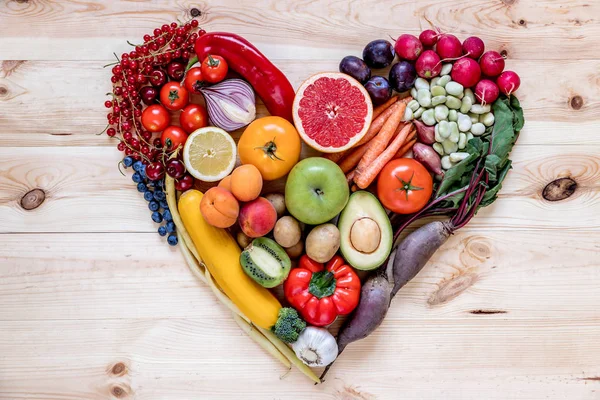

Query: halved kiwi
left=240, top=237, right=291, bottom=288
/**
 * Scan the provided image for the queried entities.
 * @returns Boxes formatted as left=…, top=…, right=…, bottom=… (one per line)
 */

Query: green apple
left=285, top=157, right=349, bottom=225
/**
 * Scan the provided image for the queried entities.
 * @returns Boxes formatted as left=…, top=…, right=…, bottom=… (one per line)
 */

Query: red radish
left=419, top=29, right=439, bottom=47
left=451, top=57, right=481, bottom=88
left=436, top=34, right=462, bottom=59
left=395, top=34, right=424, bottom=60
left=496, top=71, right=521, bottom=96
left=462, top=36, right=485, bottom=59
left=475, top=79, right=500, bottom=104
left=415, top=50, right=442, bottom=79
left=479, top=51, right=505, bottom=77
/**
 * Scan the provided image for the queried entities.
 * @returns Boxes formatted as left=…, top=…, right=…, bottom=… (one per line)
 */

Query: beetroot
left=395, top=34, right=423, bottom=61
left=496, top=71, right=521, bottom=96
left=419, top=29, right=439, bottom=47
left=462, top=36, right=485, bottom=59
left=415, top=50, right=442, bottom=79
left=479, top=51, right=505, bottom=77
left=436, top=34, right=462, bottom=59
left=451, top=57, right=481, bottom=88
left=475, top=79, right=500, bottom=104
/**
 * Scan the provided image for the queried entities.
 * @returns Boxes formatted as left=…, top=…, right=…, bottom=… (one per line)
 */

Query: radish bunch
left=394, top=31, right=521, bottom=102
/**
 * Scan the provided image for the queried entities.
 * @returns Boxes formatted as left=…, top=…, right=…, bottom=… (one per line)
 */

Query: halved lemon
left=183, top=127, right=237, bottom=182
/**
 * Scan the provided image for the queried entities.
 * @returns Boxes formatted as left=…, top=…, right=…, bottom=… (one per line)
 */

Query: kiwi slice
left=240, top=237, right=291, bottom=288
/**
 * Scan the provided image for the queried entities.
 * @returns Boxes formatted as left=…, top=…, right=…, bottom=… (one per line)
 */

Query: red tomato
left=377, top=158, right=433, bottom=214
left=159, top=82, right=189, bottom=111
left=141, top=104, right=170, bottom=132
left=201, top=55, right=228, bottom=83
left=179, top=104, right=208, bottom=133
left=161, top=126, right=189, bottom=150
left=183, top=67, right=204, bottom=95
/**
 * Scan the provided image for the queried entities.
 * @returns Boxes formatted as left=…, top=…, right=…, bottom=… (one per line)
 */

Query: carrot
left=351, top=184, right=359, bottom=193
left=345, top=170, right=355, bottom=185
left=394, top=135, right=417, bottom=159
left=338, top=144, right=369, bottom=173
left=354, top=123, right=413, bottom=189
left=372, top=96, right=398, bottom=119
left=354, top=102, right=400, bottom=148
left=325, top=152, right=346, bottom=163
left=354, top=102, right=407, bottom=185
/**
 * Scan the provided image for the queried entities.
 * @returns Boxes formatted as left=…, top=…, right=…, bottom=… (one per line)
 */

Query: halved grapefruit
left=292, top=72, right=373, bottom=153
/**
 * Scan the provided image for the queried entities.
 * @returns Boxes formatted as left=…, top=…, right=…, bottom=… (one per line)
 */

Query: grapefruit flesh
left=293, top=72, right=373, bottom=153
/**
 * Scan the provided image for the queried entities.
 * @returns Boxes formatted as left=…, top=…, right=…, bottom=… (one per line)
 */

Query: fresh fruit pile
left=104, top=22, right=524, bottom=384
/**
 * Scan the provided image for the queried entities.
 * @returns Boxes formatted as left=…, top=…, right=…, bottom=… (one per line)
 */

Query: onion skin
left=200, top=79, right=256, bottom=131
left=414, top=120, right=435, bottom=144
left=413, top=143, right=443, bottom=175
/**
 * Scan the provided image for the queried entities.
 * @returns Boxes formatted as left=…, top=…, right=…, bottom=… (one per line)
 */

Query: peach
left=238, top=197, right=277, bottom=238
left=200, top=187, right=239, bottom=228
left=231, top=164, right=263, bottom=202
left=218, top=175, right=232, bottom=192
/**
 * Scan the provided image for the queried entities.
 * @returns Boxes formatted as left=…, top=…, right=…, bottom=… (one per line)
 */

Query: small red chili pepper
left=284, top=255, right=361, bottom=326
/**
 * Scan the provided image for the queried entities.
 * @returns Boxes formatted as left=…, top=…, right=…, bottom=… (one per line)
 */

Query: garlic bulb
left=292, top=326, right=338, bottom=367
left=201, top=79, right=256, bottom=131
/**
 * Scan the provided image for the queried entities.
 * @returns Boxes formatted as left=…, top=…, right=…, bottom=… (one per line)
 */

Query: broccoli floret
left=271, top=307, right=306, bottom=343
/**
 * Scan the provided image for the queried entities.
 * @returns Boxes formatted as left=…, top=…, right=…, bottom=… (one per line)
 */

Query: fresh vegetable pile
left=102, top=20, right=524, bottom=384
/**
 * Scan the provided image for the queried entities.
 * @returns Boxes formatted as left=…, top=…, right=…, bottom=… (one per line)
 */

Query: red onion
left=200, top=79, right=256, bottom=131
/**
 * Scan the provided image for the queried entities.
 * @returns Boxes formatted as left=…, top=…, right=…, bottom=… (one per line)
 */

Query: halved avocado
left=338, top=191, right=392, bottom=271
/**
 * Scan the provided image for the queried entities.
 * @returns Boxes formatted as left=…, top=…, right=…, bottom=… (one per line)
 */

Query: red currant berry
left=153, top=138, right=163, bottom=147
left=144, top=34, right=152, bottom=42
left=191, top=19, right=199, bottom=28
left=174, top=50, right=182, bottom=59
left=125, top=148, right=134, bottom=156
left=161, top=24, right=170, bottom=32
left=107, top=128, right=117, bottom=137
left=170, top=22, right=178, bottom=29
left=190, top=33, right=198, bottom=41
left=134, top=109, right=142, bottom=118
left=130, top=138, right=140, bottom=150
left=182, top=51, right=190, bottom=59
left=149, top=42, right=159, bottom=51
left=117, top=142, right=126, bottom=151
left=129, top=51, right=138, bottom=59
left=154, top=28, right=162, bottom=37
left=114, top=87, right=123, bottom=96
left=127, top=75, right=136, bottom=84
left=111, top=76, right=119, bottom=83
left=184, top=23, right=192, bottom=31
left=199, top=29, right=206, bottom=36
left=104, top=100, right=112, bottom=108
left=113, top=105, right=120, bottom=113
left=141, top=144, right=150, bottom=155
left=123, top=131, right=133, bottom=141
left=146, top=162, right=165, bottom=180
left=122, top=53, right=129, bottom=61
left=157, top=37, right=166, bottom=46
left=136, top=73, right=147, bottom=84
left=141, top=45, right=149, bottom=54
left=175, top=174, right=194, bottom=191
left=141, top=131, right=152, bottom=141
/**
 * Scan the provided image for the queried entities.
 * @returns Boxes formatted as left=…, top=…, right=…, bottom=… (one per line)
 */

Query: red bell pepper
left=194, top=32, right=295, bottom=122
left=284, top=255, right=361, bottom=326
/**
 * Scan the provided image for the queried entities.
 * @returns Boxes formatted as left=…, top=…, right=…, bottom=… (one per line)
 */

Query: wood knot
left=569, top=95, right=583, bottom=110
left=190, top=7, right=202, bottom=17
left=470, top=309, right=507, bottom=315
left=20, top=188, right=45, bottom=210
left=0, top=86, right=7, bottom=96
left=542, top=177, right=577, bottom=201
left=110, top=362, right=127, bottom=377
left=111, top=386, right=127, bottom=398
left=518, top=19, right=527, bottom=26
left=15, top=0, right=29, bottom=3
left=502, top=0, right=516, bottom=5
left=466, top=240, right=491, bottom=260
left=428, top=272, right=478, bottom=306
left=500, top=49, right=508, bottom=58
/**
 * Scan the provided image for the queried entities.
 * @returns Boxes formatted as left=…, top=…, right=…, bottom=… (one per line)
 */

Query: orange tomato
left=237, top=116, right=301, bottom=180
left=377, top=158, right=433, bottom=214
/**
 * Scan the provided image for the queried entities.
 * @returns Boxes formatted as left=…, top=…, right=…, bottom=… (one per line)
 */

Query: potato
left=236, top=231, right=252, bottom=249
left=274, top=216, right=301, bottom=248
left=305, top=223, right=340, bottom=263
left=265, top=193, right=286, bottom=219
left=285, top=240, right=304, bottom=259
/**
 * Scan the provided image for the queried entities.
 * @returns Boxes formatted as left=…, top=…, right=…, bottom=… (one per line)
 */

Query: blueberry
left=132, top=172, right=143, bottom=183
left=153, top=190, right=166, bottom=201
left=123, top=156, right=134, bottom=167
left=154, top=179, right=164, bottom=189
left=137, top=182, right=147, bottom=192
left=133, top=161, right=143, bottom=172
left=151, top=211, right=163, bottom=223
left=139, top=164, right=147, bottom=179
left=159, top=200, right=169, bottom=210
left=158, top=226, right=167, bottom=236
left=148, top=200, right=160, bottom=211
left=143, top=191, right=154, bottom=202
left=167, top=234, right=178, bottom=246
left=166, top=221, right=176, bottom=233
left=163, top=210, right=173, bottom=222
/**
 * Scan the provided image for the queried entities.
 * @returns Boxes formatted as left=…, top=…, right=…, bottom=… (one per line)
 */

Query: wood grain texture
left=1, top=0, right=600, bottom=399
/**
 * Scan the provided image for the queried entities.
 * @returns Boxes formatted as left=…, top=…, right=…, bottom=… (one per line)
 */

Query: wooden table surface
left=1, top=1, right=599, bottom=399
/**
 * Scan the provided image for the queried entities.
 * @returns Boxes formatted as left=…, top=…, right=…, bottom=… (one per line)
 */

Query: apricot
left=218, top=175, right=232, bottom=192
left=231, top=164, right=263, bottom=202
left=200, top=187, right=239, bottom=228
left=238, top=197, right=277, bottom=238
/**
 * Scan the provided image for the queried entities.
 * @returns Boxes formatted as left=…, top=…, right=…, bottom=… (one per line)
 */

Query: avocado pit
left=350, top=217, right=381, bottom=254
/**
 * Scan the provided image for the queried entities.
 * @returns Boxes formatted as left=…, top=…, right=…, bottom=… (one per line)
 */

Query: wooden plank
left=1, top=230, right=599, bottom=321
left=1, top=230, right=599, bottom=399
left=1, top=144, right=598, bottom=233
left=0, top=0, right=598, bottom=61
left=0, top=58, right=597, bottom=147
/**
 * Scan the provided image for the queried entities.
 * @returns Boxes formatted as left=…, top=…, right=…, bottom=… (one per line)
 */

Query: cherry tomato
left=183, top=67, right=204, bottom=95
left=201, top=55, right=228, bottom=83
left=161, top=126, right=189, bottom=150
left=237, top=116, right=301, bottom=180
left=179, top=103, right=208, bottom=133
left=377, top=158, right=433, bottom=214
left=159, top=81, right=189, bottom=111
left=141, top=104, right=170, bottom=132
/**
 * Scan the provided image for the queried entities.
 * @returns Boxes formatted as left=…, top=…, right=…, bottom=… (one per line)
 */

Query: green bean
left=434, top=105, right=449, bottom=122
left=432, top=95, right=447, bottom=106
left=445, top=81, right=463, bottom=97
left=417, top=89, right=432, bottom=108
left=421, top=108, right=436, bottom=126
